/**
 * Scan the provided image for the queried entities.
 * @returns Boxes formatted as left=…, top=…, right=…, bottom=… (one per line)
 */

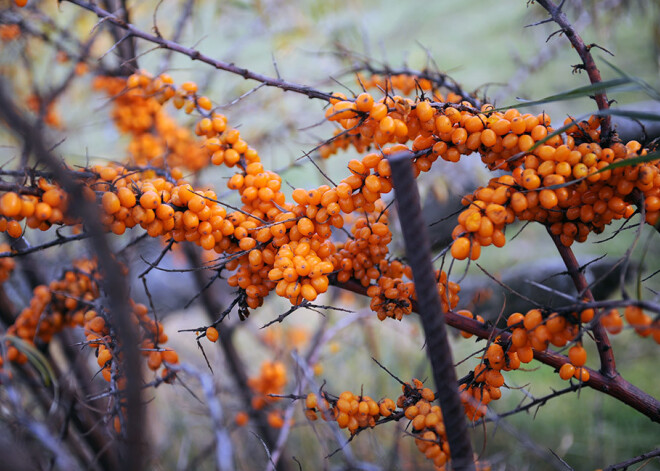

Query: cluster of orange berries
left=399, top=379, right=452, bottom=469
left=367, top=275, right=415, bottom=320
left=0, top=258, right=177, bottom=387
left=452, top=139, right=657, bottom=258
left=0, top=24, right=21, bottom=41
left=94, top=73, right=460, bottom=318
left=507, top=309, right=589, bottom=382
left=268, top=241, right=334, bottom=304
left=319, top=81, right=659, bottom=259
left=248, top=361, right=287, bottom=411
left=90, top=301, right=177, bottom=384
left=0, top=243, right=15, bottom=283
left=4, top=259, right=101, bottom=367
left=94, top=74, right=209, bottom=171
left=331, top=209, right=392, bottom=285
left=318, top=72, right=471, bottom=161
left=460, top=342, right=518, bottom=421
left=600, top=308, right=624, bottom=334
left=0, top=180, right=70, bottom=237
left=26, top=94, right=61, bottom=128
left=304, top=389, right=397, bottom=434
left=558, top=343, right=589, bottom=381
left=357, top=72, right=435, bottom=96
left=303, top=379, right=489, bottom=470
left=623, top=305, right=660, bottom=344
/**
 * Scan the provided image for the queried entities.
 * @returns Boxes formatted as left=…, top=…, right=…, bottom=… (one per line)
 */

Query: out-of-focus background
left=1, top=0, right=659, bottom=469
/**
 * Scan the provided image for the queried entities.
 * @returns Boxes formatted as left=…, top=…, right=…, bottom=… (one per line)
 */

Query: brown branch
left=604, top=447, right=660, bottom=471
left=548, top=230, right=617, bottom=377
left=535, top=0, right=613, bottom=142
left=64, top=0, right=337, bottom=102
left=0, top=182, right=42, bottom=196
left=387, top=151, right=475, bottom=471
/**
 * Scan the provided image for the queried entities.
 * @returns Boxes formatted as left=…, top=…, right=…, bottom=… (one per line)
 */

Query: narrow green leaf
left=593, top=150, right=660, bottom=173
left=495, top=77, right=636, bottom=111
left=3, top=335, right=58, bottom=390
left=601, top=57, right=660, bottom=101
left=595, top=108, right=660, bottom=122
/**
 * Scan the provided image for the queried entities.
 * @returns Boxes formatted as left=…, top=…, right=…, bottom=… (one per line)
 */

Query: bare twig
left=604, top=447, right=660, bottom=471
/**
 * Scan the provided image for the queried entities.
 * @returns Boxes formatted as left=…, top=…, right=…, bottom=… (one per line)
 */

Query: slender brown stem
left=535, top=0, right=613, bottom=142
left=548, top=230, right=617, bottom=377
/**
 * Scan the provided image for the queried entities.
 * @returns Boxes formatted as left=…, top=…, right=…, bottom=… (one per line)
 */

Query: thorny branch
left=534, top=0, right=613, bottom=142
left=64, top=0, right=338, bottom=101
left=548, top=230, right=617, bottom=377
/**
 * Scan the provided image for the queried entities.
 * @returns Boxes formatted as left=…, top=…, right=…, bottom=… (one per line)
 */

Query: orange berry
left=574, top=367, right=590, bottom=382
left=235, top=411, right=249, bottom=426
left=415, top=101, right=434, bottom=122
left=451, top=237, right=471, bottom=260
left=568, top=345, right=587, bottom=367
left=523, top=309, right=543, bottom=330
left=102, top=192, right=121, bottom=214
left=161, top=349, right=179, bottom=364
left=355, top=93, right=374, bottom=112
left=559, top=363, right=575, bottom=380
left=297, top=218, right=314, bottom=237
left=7, top=220, right=22, bottom=238
left=206, top=326, right=219, bottom=342
left=140, top=191, right=160, bottom=210
left=539, top=189, right=558, bottom=209
left=0, top=191, right=23, bottom=217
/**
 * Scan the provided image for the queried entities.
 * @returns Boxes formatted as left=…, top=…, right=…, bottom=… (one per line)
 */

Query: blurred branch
left=179, top=364, right=234, bottom=471
left=0, top=78, right=144, bottom=470
left=157, top=0, right=195, bottom=74
left=100, top=0, right=138, bottom=75
left=182, top=244, right=292, bottom=471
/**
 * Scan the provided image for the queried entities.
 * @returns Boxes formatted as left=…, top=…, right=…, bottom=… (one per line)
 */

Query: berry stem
left=388, top=150, right=476, bottom=471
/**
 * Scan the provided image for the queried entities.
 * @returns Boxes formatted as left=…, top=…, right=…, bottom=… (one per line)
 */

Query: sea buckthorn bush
left=0, top=1, right=659, bottom=470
